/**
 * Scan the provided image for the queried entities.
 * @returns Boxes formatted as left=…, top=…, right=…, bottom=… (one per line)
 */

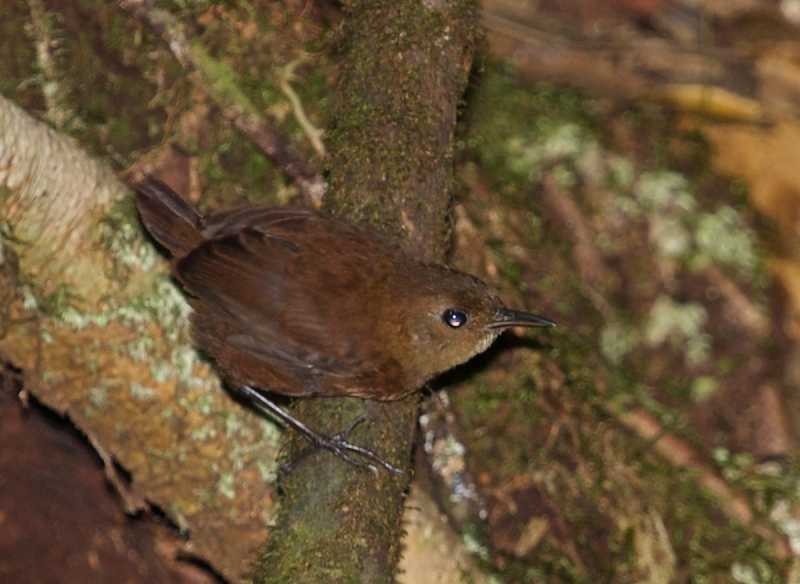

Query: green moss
left=444, top=143, right=788, bottom=576
left=467, top=337, right=790, bottom=579
left=203, top=135, right=284, bottom=206
left=0, top=3, right=39, bottom=103
left=463, top=66, right=596, bottom=197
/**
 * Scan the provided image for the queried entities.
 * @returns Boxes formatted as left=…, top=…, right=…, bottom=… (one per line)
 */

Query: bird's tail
left=134, top=177, right=205, bottom=257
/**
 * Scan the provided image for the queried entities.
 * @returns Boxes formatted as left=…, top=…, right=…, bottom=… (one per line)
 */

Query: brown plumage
left=134, top=177, right=555, bottom=471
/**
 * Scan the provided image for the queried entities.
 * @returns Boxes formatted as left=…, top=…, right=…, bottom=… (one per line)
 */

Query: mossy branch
left=251, top=1, right=478, bottom=582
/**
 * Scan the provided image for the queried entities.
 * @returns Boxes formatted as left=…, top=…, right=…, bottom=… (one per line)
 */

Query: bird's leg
left=279, top=414, right=370, bottom=476
left=238, top=385, right=405, bottom=475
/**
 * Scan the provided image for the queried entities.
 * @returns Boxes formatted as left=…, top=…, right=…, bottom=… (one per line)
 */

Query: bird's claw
left=238, top=386, right=405, bottom=476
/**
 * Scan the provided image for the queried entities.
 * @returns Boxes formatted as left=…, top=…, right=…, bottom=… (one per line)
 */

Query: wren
left=135, top=177, right=555, bottom=473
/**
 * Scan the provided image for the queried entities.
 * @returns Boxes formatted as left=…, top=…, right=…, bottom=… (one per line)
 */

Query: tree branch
left=253, top=1, right=479, bottom=582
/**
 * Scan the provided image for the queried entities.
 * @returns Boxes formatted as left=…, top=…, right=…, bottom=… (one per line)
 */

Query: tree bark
left=0, top=93, right=281, bottom=582
left=253, top=1, right=478, bottom=582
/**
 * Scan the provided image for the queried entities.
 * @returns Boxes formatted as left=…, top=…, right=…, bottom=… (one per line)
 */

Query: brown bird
left=135, top=177, right=555, bottom=473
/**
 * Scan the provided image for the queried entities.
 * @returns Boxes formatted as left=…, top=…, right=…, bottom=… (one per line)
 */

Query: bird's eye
left=442, top=309, right=468, bottom=329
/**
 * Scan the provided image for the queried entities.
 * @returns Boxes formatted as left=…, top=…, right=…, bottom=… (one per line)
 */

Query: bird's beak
left=488, top=308, right=557, bottom=330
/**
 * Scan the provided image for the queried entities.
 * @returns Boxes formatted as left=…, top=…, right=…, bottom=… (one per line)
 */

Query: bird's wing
left=200, top=206, right=319, bottom=238
left=176, top=226, right=380, bottom=379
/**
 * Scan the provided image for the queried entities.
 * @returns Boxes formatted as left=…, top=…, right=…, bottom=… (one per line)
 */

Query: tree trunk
left=253, top=1, right=478, bottom=582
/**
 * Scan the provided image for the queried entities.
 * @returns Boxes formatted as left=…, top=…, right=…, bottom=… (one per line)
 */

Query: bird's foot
left=238, top=385, right=405, bottom=476
left=281, top=414, right=405, bottom=475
